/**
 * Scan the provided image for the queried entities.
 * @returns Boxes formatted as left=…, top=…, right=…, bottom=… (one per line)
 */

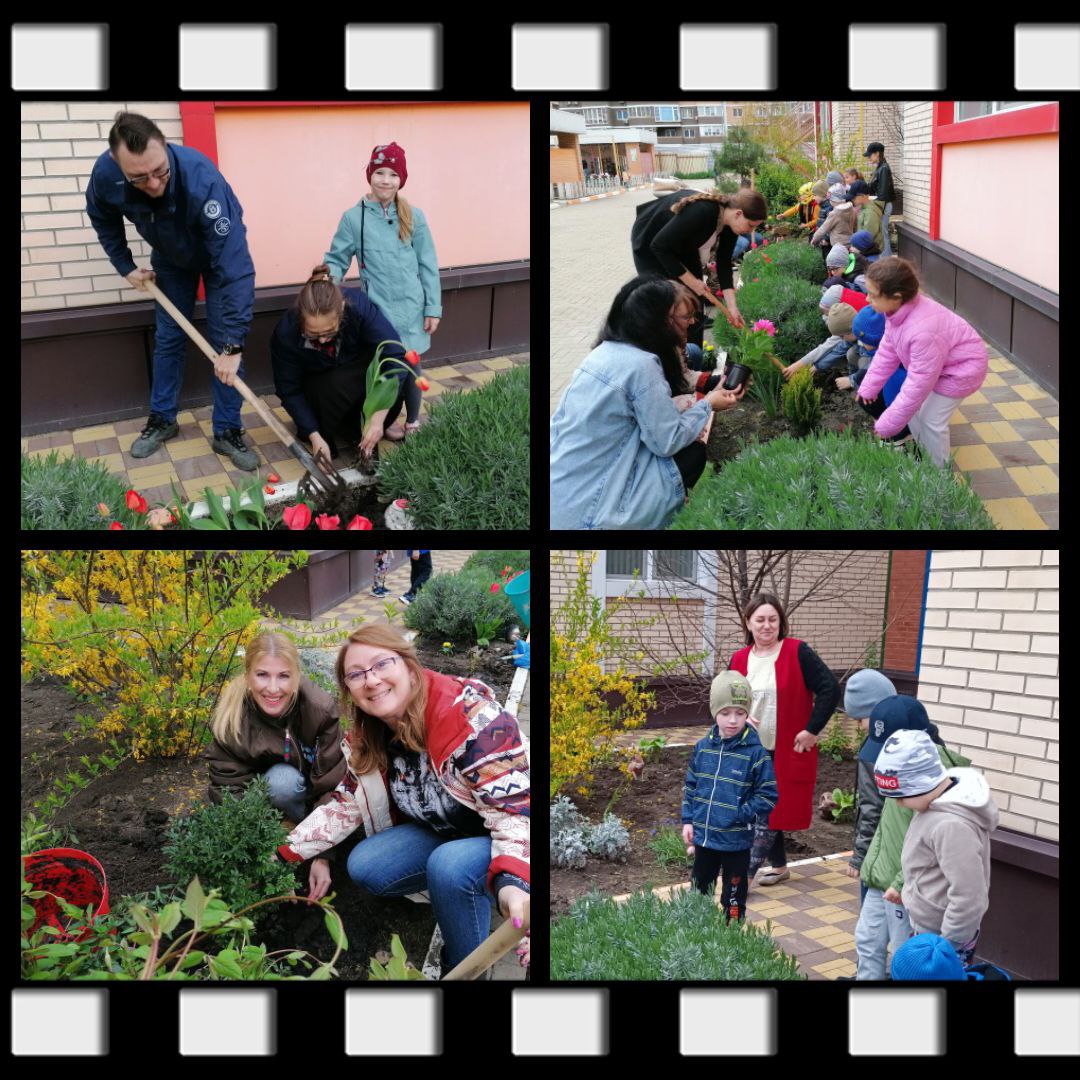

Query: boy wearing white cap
left=874, top=728, right=999, bottom=964
left=682, top=672, right=778, bottom=924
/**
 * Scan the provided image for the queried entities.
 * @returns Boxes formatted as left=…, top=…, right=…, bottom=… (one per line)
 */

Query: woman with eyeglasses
left=324, top=143, right=441, bottom=442
left=276, top=625, right=530, bottom=973
left=270, top=264, right=409, bottom=465
left=550, top=275, right=748, bottom=530
left=206, top=632, right=346, bottom=821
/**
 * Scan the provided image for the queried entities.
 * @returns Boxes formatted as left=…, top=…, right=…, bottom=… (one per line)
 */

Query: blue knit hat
left=850, top=230, right=876, bottom=254
left=891, top=934, right=966, bottom=981
left=853, top=305, right=886, bottom=349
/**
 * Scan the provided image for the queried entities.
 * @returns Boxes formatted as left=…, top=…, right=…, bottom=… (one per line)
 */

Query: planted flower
left=314, top=513, right=340, bottom=531
left=282, top=503, right=312, bottom=531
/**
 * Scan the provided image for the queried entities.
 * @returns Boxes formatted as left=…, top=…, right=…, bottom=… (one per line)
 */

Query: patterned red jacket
left=277, top=669, right=530, bottom=891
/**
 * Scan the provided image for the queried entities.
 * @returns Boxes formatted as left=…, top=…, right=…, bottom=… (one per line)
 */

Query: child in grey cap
left=874, top=728, right=999, bottom=964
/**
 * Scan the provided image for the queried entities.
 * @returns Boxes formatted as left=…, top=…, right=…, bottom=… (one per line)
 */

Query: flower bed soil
left=22, top=670, right=522, bottom=979
left=550, top=744, right=859, bottom=918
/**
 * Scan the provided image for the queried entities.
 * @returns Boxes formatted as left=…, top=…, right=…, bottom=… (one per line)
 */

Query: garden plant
left=376, top=364, right=530, bottom=530
left=669, top=433, right=997, bottom=530
left=404, top=563, right=520, bottom=645
left=551, top=887, right=805, bottom=981
left=752, top=161, right=807, bottom=217
left=713, top=274, right=826, bottom=366
left=781, top=365, right=822, bottom=434
left=740, top=239, right=827, bottom=285
left=21, top=451, right=150, bottom=531
left=21, top=549, right=309, bottom=759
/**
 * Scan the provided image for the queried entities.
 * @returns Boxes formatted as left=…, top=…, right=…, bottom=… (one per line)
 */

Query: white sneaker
left=399, top=594, right=414, bottom=605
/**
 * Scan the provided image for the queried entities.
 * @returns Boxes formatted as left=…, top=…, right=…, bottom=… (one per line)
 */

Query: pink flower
left=282, top=503, right=312, bottom=530
left=762, top=239, right=769, bottom=247
left=707, top=261, right=717, bottom=271
left=714, top=289, right=723, bottom=297
left=315, top=514, right=340, bottom=531
left=489, top=583, right=500, bottom=593
left=346, top=515, right=373, bottom=530
left=753, top=319, right=777, bottom=337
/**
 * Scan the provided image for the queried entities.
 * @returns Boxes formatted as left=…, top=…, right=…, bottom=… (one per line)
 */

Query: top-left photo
left=21, top=101, right=530, bottom=532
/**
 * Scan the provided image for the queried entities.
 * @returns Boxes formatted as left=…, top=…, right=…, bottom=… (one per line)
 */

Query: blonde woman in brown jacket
left=206, top=632, right=346, bottom=822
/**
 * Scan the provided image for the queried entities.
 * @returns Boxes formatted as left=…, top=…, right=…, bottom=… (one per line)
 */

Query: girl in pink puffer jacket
left=856, top=257, right=987, bottom=465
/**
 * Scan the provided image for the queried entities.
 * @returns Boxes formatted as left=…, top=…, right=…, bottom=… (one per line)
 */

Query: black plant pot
left=722, top=363, right=751, bottom=391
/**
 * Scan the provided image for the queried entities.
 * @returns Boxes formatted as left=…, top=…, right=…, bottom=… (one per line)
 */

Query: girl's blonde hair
left=394, top=193, right=413, bottom=244
left=212, top=632, right=302, bottom=748
left=335, top=625, right=428, bottom=774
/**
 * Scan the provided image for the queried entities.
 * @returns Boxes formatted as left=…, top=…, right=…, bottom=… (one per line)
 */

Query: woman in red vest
left=729, top=593, right=839, bottom=886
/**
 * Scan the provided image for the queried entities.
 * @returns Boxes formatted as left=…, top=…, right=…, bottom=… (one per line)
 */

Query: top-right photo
left=550, top=100, right=1059, bottom=531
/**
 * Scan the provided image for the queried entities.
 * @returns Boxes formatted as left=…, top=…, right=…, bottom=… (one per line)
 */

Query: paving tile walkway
left=23, top=354, right=529, bottom=509
left=550, top=187, right=1057, bottom=528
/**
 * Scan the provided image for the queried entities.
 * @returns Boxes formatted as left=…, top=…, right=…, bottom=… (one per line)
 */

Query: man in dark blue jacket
left=85, top=111, right=258, bottom=469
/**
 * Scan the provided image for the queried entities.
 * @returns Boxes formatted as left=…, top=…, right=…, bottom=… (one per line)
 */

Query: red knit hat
left=366, top=142, right=407, bottom=189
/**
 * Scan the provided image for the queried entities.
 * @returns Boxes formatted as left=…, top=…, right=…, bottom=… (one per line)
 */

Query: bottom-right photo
left=550, top=547, right=1058, bottom=982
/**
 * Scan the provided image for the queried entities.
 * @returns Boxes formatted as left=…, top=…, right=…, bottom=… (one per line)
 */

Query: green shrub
left=754, top=161, right=806, bottom=216
left=461, top=550, right=531, bottom=580
left=377, top=365, right=530, bottom=529
left=164, top=778, right=298, bottom=920
left=714, top=275, right=826, bottom=364
left=670, top=433, right=997, bottom=531
left=551, top=887, right=805, bottom=980
left=780, top=365, right=822, bottom=433
left=714, top=176, right=740, bottom=194
left=741, top=240, right=826, bottom=285
left=404, top=569, right=517, bottom=644
left=648, top=825, right=691, bottom=869
left=674, top=171, right=713, bottom=180
left=21, top=451, right=143, bottom=530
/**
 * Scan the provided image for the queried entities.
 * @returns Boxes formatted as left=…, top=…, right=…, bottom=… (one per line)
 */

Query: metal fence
left=551, top=174, right=654, bottom=201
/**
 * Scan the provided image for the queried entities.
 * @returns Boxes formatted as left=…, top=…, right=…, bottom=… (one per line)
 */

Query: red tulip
left=404, top=350, right=420, bottom=366
left=109, top=521, right=123, bottom=530
left=282, top=503, right=312, bottom=530
left=763, top=256, right=773, bottom=264
left=416, top=378, right=430, bottom=392
left=346, top=515, right=373, bottom=530
left=267, top=472, right=280, bottom=483
left=315, top=514, right=340, bottom=531
left=264, top=486, right=276, bottom=495
left=489, top=583, right=500, bottom=593
left=125, top=489, right=148, bottom=514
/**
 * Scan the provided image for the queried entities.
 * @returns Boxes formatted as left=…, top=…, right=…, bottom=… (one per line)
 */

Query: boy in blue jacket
left=682, top=672, right=778, bottom=924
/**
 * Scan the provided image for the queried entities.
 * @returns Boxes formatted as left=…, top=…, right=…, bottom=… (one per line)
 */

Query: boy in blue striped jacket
left=682, top=672, right=778, bottom=924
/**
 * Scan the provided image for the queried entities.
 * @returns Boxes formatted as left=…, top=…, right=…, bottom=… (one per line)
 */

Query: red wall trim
left=178, top=101, right=219, bottom=166
left=930, top=102, right=1058, bottom=242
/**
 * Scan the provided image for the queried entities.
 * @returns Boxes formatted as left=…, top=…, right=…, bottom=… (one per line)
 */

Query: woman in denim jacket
left=550, top=276, right=747, bottom=529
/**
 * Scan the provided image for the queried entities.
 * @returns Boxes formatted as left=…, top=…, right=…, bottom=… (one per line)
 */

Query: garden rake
left=143, top=280, right=348, bottom=510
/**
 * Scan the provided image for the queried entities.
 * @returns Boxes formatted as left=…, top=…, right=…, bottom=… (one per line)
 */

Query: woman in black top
left=270, top=265, right=409, bottom=465
left=631, top=188, right=767, bottom=347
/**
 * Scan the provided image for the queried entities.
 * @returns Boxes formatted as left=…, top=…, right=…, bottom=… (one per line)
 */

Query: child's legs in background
left=411, top=552, right=433, bottom=594
left=906, top=389, right=959, bottom=466
left=881, top=203, right=893, bottom=257
left=854, top=887, right=891, bottom=980
left=691, top=846, right=724, bottom=896
left=720, top=848, right=751, bottom=923
left=372, top=551, right=389, bottom=591
left=882, top=894, right=913, bottom=976
left=684, top=342, right=705, bottom=370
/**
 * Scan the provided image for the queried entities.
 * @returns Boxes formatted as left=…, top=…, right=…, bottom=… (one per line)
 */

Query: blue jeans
left=684, top=342, right=704, bottom=370
left=812, top=339, right=852, bottom=373
left=346, top=823, right=496, bottom=969
left=732, top=231, right=764, bottom=261
left=150, top=261, right=244, bottom=434
left=881, top=202, right=893, bottom=257
left=264, top=763, right=310, bottom=822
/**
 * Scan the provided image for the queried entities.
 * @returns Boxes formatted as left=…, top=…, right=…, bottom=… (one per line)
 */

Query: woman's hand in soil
left=793, top=729, right=819, bottom=753
left=498, top=885, right=530, bottom=931
left=359, top=422, right=384, bottom=458
left=309, top=432, right=332, bottom=467
left=308, top=858, right=331, bottom=902
left=706, top=382, right=747, bottom=413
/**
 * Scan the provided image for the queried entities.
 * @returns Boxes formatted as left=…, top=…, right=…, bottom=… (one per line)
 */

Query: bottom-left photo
left=21, top=547, right=530, bottom=982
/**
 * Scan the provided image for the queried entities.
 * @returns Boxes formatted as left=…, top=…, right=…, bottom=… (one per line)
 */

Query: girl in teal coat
left=324, top=142, right=442, bottom=440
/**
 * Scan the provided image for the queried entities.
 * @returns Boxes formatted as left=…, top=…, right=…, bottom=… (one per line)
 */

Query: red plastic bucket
left=23, top=848, right=110, bottom=940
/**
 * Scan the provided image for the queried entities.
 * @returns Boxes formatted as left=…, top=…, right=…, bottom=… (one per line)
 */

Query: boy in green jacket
left=852, top=697, right=969, bottom=980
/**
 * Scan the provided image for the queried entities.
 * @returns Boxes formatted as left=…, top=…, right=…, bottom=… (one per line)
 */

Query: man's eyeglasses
left=126, top=165, right=171, bottom=187
left=343, top=655, right=399, bottom=686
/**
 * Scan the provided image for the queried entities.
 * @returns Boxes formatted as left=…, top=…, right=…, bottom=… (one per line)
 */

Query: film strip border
left=10, top=985, right=1080, bottom=1056
left=9, top=22, right=1080, bottom=93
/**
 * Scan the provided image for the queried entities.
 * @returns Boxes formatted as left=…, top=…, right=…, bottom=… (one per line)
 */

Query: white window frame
left=701, top=125, right=724, bottom=137
left=954, top=100, right=1051, bottom=121
left=616, top=108, right=628, bottom=121
left=593, top=550, right=719, bottom=674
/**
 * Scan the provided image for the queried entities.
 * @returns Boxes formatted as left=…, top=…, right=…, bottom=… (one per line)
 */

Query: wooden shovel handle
left=441, top=899, right=529, bottom=981
left=142, top=279, right=296, bottom=446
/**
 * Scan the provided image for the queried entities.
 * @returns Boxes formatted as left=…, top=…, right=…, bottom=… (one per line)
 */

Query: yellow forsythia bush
left=21, top=550, right=308, bottom=760
left=550, top=552, right=654, bottom=798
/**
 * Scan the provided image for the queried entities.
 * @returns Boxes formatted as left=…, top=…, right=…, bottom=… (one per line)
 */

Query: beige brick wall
left=21, top=101, right=183, bottom=312
left=829, top=101, right=905, bottom=189
left=901, top=101, right=933, bottom=233
left=920, top=550, right=1059, bottom=841
left=550, top=550, right=583, bottom=632
left=609, top=597, right=706, bottom=670
left=711, top=550, right=891, bottom=675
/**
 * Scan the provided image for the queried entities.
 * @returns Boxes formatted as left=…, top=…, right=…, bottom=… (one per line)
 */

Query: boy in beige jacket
left=874, top=728, right=999, bottom=964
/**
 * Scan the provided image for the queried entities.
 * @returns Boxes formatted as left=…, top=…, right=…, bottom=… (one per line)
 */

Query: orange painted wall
left=213, top=102, right=529, bottom=288
left=939, top=134, right=1058, bottom=293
